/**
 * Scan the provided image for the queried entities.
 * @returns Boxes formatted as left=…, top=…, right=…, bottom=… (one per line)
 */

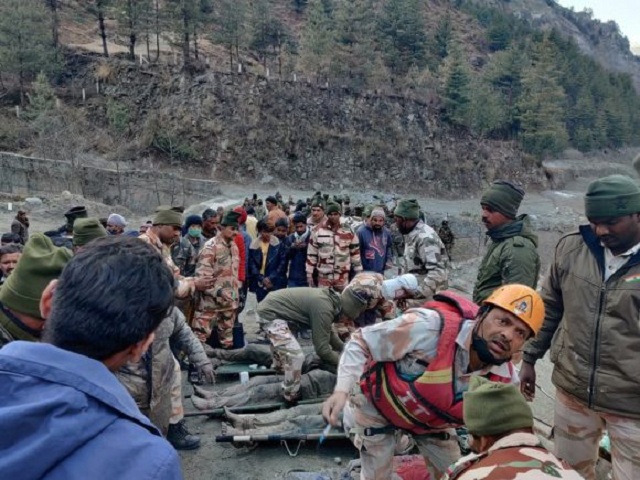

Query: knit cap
left=107, top=213, right=127, bottom=227
left=326, top=202, right=341, bottom=215
left=480, top=181, right=525, bottom=219
left=370, top=208, right=386, bottom=219
left=73, top=218, right=108, bottom=247
left=0, top=234, right=72, bottom=319
left=584, top=174, right=640, bottom=218
left=292, top=212, right=307, bottom=224
left=394, top=199, right=420, bottom=220
left=463, top=376, right=533, bottom=437
left=153, top=207, right=183, bottom=227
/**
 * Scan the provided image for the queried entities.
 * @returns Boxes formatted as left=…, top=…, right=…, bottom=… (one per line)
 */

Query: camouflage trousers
left=316, top=275, right=348, bottom=292
left=169, top=357, right=184, bottom=425
left=343, top=387, right=460, bottom=480
left=192, top=308, right=237, bottom=349
left=265, top=319, right=305, bottom=402
left=554, top=389, right=640, bottom=480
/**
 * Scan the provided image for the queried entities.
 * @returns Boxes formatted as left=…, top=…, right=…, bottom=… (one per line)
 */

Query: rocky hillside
left=476, top=0, right=640, bottom=91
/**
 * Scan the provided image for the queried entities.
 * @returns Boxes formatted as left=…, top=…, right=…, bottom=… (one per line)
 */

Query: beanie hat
left=184, top=214, right=203, bottom=228
left=463, top=376, right=533, bottom=437
left=221, top=210, right=241, bottom=228
left=381, top=274, right=419, bottom=300
left=311, top=199, right=325, bottom=210
left=480, top=181, right=525, bottom=219
left=293, top=212, right=307, bottom=224
left=340, top=288, right=367, bottom=320
left=107, top=213, right=127, bottom=228
left=153, top=207, right=183, bottom=227
left=326, top=202, right=341, bottom=214
left=370, top=208, right=386, bottom=219
left=233, top=206, right=248, bottom=225
left=73, top=218, right=108, bottom=247
left=275, top=217, right=289, bottom=228
left=584, top=174, right=640, bottom=218
left=0, top=233, right=72, bottom=319
left=394, top=199, right=420, bottom=219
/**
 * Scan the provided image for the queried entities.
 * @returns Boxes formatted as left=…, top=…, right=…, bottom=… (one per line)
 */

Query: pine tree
left=332, top=0, right=377, bottom=91
left=214, top=0, right=247, bottom=71
left=299, top=0, right=334, bottom=79
left=377, top=0, right=427, bottom=76
left=442, top=46, right=471, bottom=127
left=517, top=37, right=569, bottom=156
left=0, top=0, right=59, bottom=103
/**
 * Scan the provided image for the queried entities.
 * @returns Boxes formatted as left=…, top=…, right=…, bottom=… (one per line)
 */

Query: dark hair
left=182, top=215, right=203, bottom=236
left=202, top=209, right=218, bottom=221
left=257, top=219, right=273, bottom=233
left=42, top=237, right=174, bottom=361
left=275, top=217, right=289, bottom=228
left=266, top=196, right=278, bottom=205
left=1, top=232, right=23, bottom=245
left=246, top=206, right=256, bottom=215
left=0, top=244, right=23, bottom=256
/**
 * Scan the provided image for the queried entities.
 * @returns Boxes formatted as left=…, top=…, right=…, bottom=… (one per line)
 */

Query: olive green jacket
left=473, top=215, right=540, bottom=304
left=523, top=226, right=640, bottom=419
left=256, top=288, right=344, bottom=365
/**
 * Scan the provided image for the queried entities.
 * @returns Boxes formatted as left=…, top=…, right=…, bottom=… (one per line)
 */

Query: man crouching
left=322, top=284, right=543, bottom=479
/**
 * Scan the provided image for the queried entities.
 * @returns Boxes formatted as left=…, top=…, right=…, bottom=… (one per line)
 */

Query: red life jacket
left=360, top=291, right=513, bottom=435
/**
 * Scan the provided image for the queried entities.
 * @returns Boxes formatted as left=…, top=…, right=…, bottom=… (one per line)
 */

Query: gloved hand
left=197, top=360, right=216, bottom=384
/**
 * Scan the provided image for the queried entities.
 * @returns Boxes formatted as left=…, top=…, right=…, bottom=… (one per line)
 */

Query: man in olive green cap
left=520, top=173, right=640, bottom=480
left=442, top=377, right=581, bottom=479
left=0, top=233, right=72, bottom=348
left=393, top=199, right=448, bottom=308
left=139, top=206, right=214, bottom=299
left=193, top=209, right=241, bottom=348
left=306, top=201, right=362, bottom=292
left=307, top=199, right=327, bottom=232
left=72, top=218, right=108, bottom=253
left=473, top=180, right=540, bottom=304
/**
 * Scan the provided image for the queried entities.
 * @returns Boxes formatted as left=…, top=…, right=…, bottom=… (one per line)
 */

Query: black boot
left=167, top=420, right=201, bottom=450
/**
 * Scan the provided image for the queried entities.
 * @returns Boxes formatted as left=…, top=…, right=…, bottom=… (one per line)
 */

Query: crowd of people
left=0, top=173, right=639, bottom=480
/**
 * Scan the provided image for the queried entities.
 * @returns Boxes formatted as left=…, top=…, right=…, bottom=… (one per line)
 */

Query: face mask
left=188, top=227, right=202, bottom=238
left=471, top=331, right=508, bottom=366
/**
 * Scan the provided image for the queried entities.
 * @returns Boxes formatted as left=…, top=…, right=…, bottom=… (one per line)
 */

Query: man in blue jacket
left=0, top=236, right=182, bottom=480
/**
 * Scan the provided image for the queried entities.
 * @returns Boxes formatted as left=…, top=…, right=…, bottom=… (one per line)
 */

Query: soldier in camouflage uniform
left=0, top=234, right=71, bottom=348
left=255, top=287, right=363, bottom=402
left=438, top=220, right=455, bottom=260
left=307, top=199, right=328, bottom=232
left=193, top=210, right=241, bottom=348
left=443, top=377, right=582, bottom=480
left=306, top=202, right=363, bottom=292
left=393, top=199, right=448, bottom=308
left=117, top=307, right=214, bottom=450
left=341, top=272, right=419, bottom=328
left=138, top=207, right=214, bottom=299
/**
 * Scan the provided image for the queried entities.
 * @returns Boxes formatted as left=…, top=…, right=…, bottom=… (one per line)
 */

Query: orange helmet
left=482, top=284, right=545, bottom=335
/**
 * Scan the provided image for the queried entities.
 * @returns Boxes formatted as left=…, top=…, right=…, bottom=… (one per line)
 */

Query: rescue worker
left=193, top=210, right=241, bottom=348
left=442, top=377, right=582, bottom=480
left=473, top=180, right=540, bottom=304
left=393, top=199, right=448, bottom=307
left=256, top=286, right=366, bottom=402
left=322, top=284, right=544, bottom=479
